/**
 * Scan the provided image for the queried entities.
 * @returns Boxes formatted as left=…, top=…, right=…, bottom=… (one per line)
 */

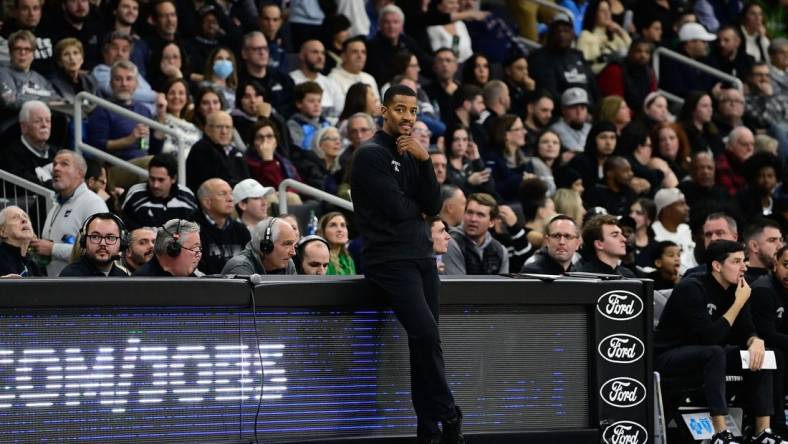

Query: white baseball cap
left=679, top=23, right=716, bottom=42
left=654, top=188, right=685, bottom=215
left=232, top=179, right=274, bottom=205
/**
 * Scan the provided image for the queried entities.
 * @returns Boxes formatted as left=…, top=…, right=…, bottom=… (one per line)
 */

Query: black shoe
left=416, top=422, right=441, bottom=444
left=711, top=430, right=742, bottom=444
left=748, top=428, right=788, bottom=444
left=441, top=406, right=465, bottom=444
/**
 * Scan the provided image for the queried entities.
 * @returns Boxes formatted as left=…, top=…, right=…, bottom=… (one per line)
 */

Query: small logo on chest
left=391, top=160, right=401, bottom=173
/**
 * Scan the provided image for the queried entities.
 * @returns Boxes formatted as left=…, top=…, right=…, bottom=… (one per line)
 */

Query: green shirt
left=327, top=251, right=356, bottom=275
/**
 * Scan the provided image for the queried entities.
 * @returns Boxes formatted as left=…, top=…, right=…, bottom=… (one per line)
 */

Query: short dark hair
left=467, top=193, right=499, bottom=219
left=545, top=214, right=577, bottom=235
left=426, top=215, right=449, bottom=232
left=85, top=159, right=104, bottom=181
left=383, top=84, right=416, bottom=106
left=526, top=89, right=554, bottom=106
left=451, top=84, right=483, bottom=110
left=744, top=151, right=781, bottom=183
left=149, top=153, right=178, bottom=178
left=603, top=156, right=628, bottom=178
left=152, top=0, right=176, bottom=16
left=502, top=50, right=526, bottom=68
left=518, top=178, right=548, bottom=222
left=582, top=214, right=620, bottom=251
left=341, top=35, right=366, bottom=53
left=433, top=47, right=454, bottom=58
left=294, top=81, right=323, bottom=102
left=651, top=240, right=678, bottom=265
left=706, top=239, right=745, bottom=268
left=743, top=218, right=783, bottom=243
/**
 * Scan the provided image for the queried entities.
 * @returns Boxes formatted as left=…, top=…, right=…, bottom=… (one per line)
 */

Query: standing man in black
left=351, top=84, right=464, bottom=444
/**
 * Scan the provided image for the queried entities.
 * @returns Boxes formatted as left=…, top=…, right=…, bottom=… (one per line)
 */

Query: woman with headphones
left=316, top=212, right=355, bottom=275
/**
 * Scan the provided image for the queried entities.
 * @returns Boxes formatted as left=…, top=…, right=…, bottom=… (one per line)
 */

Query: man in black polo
left=60, top=213, right=129, bottom=277
left=521, top=214, right=580, bottom=274
left=351, top=84, right=464, bottom=444
left=656, top=240, right=781, bottom=444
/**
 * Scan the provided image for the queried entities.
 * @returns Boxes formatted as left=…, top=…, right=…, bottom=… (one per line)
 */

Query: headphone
left=259, top=217, right=278, bottom=255
left=163, top=219, right=184, bottom=257
left=79, top=212, right=129, bottom=251
left=294, top=235, right=330, bottom=274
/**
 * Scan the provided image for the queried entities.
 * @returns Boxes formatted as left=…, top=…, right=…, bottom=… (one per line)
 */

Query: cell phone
left=623, top=10, right=633, bottom=31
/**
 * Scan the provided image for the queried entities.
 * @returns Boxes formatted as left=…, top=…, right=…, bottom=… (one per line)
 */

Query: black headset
left=259, top=217, right=278, bottom=255
left=79, top=212, right=129, bottom=251
left=293, top=235, right=329, bottom=274
left=163, top=219, right=184, bottom=257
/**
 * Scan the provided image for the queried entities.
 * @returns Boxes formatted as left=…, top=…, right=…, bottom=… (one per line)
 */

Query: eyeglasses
left=181, top=245, right=203, bottom=255
left=12, top=47, right=33, bottom=54
left=247, top=46, right=269, bottom=53
left=87, top=234, right=120, bottom=245
left=321, top=136, right=341, bottom=143
left=547, top=233, right=578, bottom=241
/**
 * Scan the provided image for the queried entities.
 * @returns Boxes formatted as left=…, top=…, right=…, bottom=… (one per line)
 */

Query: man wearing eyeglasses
left=0, top=30, right=61, bottom=122
left=134, top=219, right=202, bottom=277
left=186, top=111, right=250, bottom=192
left=238, top=31, right=295, bottom=117
left=521, top=214, right=580, bottom=275
left=575, top=214, right=636, bottom=277
left=60, top=213, right=129, bottom=277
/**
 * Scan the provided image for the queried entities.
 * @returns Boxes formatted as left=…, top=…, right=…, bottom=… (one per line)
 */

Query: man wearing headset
left=221, top=217, right=298, bottom=275
left=59, top=213, right=130, bottom=277
left=134, top=219, right=202, bottom=277
left=294, top=235, right=330, bottom=275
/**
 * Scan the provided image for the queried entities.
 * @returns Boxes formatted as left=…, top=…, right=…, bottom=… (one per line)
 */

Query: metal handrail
left=513, top=36, right=541, bottom=50
left=657, top=89, right=685, bottom=107
left=73, top=92, right=188, bottom=186
left=0, top=169, right=56, bottom=214
left=652, top=46, right=745, bottom=91
left=277, top=179, right=353, bottom=215
left=526, top=0, right=575, bottom=24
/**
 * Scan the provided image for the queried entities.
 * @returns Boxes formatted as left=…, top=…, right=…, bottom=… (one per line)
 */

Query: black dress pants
left=365, top=258, right=456, bottom=435
left=656, top=344, right=773, bottom=417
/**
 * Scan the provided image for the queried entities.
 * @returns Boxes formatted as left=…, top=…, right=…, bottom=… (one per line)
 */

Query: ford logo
left=600, top=377, right=646, bottom=408
left=597, top=291, right=643, bottom=321
left=598, top=334, right=645, bottom=364
left=602, top=420, right=648, bottom=444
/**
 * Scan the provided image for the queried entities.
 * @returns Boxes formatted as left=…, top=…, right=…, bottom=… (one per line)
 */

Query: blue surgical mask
left=213, top=59, right=233, bottom=80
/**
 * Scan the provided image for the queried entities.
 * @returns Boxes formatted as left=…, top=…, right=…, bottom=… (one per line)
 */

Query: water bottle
left=306, top=210, right=318, bottom=236
left=140, top=134, right=149, bottom=152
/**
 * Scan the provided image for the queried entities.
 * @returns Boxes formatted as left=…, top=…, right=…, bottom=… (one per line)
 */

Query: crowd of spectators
left=1, top=0, right=788, bottom=441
